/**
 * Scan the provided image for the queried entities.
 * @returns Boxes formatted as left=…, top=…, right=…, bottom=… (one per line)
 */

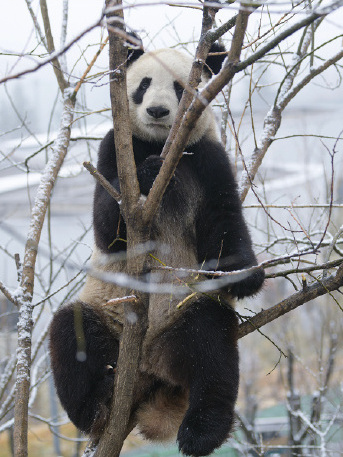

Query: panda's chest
left=150, top=160, right=203, bottom=269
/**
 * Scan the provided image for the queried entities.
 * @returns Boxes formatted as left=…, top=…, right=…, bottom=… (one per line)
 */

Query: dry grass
left=0, top=422, right=86, bottom=457
left=0, top=422, right=145, bottom=457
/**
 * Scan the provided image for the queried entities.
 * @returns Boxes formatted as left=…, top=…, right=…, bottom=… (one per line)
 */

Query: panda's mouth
left=146, top=122, right=171, bottom=130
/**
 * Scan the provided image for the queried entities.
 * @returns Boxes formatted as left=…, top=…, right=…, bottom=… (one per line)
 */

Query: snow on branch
left=13, top=94, right=75, bottom=456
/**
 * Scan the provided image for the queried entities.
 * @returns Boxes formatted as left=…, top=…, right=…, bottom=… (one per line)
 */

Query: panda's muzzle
left=146, top=106, right=170, bottom=119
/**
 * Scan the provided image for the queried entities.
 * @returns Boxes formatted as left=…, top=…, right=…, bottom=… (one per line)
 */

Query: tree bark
left=14, top=95, right=75, bottom=457
left=95, top=2, right=150, bottom=455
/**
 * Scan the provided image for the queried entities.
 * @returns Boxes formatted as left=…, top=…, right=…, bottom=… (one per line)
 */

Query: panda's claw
left=105, top=364, right=116, bottom=375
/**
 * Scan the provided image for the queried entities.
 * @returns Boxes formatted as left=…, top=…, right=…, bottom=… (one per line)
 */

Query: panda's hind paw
left=177, top=413, right=230, bottom=457
left=88, top=365, right=115, bottom=439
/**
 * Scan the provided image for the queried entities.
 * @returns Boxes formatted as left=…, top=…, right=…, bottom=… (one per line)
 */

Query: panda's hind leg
left=49, top=302, right=119, bottom=439
left=150, top=296, right=239, bottom=457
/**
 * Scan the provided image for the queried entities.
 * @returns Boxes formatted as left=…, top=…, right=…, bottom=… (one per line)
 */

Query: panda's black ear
left=204, top=42, right=226, bottom=76
left=126, top=32, right=144, bottom=66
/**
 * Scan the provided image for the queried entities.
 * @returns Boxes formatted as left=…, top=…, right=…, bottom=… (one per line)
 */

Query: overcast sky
left=1, top=0, right=342, bottom=136
left=0, top=1, right=202, bottom=74
left=1, top=1, right=342, bottom=78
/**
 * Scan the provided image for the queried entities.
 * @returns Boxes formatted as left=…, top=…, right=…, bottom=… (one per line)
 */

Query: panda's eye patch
left=174, top=81, right=184, bottom=102
left=132, top=77, right=152, bottom=104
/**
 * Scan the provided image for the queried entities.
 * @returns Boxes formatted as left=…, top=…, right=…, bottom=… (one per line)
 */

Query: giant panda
left=49, top=38, right=265, bottom=457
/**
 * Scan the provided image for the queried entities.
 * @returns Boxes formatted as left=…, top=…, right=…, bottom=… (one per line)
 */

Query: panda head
left=126, top=42, right=226, bottom=144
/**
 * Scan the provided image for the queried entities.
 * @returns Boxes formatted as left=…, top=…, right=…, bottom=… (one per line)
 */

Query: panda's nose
left=146, top=106, right=170, bottom=119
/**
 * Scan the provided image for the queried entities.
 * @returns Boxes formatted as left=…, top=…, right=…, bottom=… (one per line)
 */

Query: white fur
left=127, top=48, right=219, bottom=144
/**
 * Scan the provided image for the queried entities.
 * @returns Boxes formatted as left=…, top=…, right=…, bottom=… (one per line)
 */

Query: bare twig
left=238, top=10, right=343, bottom=201
left=0, top=15, right=104, bottom=85
left=24, top=0, right=47, bottom=48
left=102, top=295, right=137, bottom=306
left=40, top=0, right=68, bottom=92
left=0, top=281, right=17, bottom=306
left=73, top=37, right=109, bottom=96
left=83, top=161, right=121, bottom=203
left=59, top=0, right=69, bottom=73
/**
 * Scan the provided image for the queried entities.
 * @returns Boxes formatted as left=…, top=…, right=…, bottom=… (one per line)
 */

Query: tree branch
left=83, top=161, right=121, bottom=203
left=0, top=281, right=17, bottom=306
left=14, top=94, right=75, bottom=457
left=238, top=8, right=343, bottom=201
left=40, top=0, right=68, bottom=92
left=235, top=4, right=339, bottom=74
left=95, top=2, right=149, bottom=456
left=0, top=15, right=104, bottom=85
left=106, top=2, right=141, bottom=219
left=279, top=47, right=343, bottom=110
left=238, top=264, right=343, bottom=339
left=73, top=36, right=109, bottom=96
left=143, top=6, right=251, bottom=225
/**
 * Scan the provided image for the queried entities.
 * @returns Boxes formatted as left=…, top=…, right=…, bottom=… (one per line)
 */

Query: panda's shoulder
left=99, top=129, right=115, bottom=150
left=188, top=135, right=227, bottom=162
left=97, top=129, right=116, bottom=175
left=186, top=135, right=235, bottom=183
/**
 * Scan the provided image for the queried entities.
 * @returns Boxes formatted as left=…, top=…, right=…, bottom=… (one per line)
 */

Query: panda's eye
left=139, top=78, right=151, bottom=91
left=174, top=81, right=184, bottom=102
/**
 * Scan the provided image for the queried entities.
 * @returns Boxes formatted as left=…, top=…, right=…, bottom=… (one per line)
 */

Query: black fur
left=126, top=32, right=144, bottom=66
left=51, top=131, right=263, bottom=454
left=50, top=297, right=239, bottom=454
left=205, top=42, right=227, bottom=76
left=152, top=298, right=239, bottom=456
left=174, top=81, right=184, bottom=102
left=94, top=130, right=264, bottom=298
left=49, top=303, right=119, bottom=437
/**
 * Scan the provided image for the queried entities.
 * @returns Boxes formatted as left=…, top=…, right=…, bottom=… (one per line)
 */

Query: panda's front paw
left=230, top=266, right=265, bottom=299
left=137, top=155, right=163, bottom=195
left=137, top=155, right=176, bottom=196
